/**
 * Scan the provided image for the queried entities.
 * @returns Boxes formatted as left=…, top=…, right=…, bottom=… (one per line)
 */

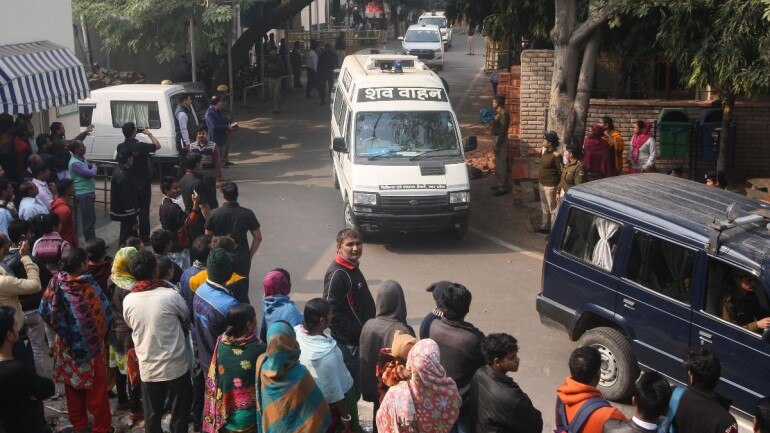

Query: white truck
left=329, top=54, right=477, bottom=239
left=78, top=84, right=205, bottom=168
left=418, top=11, right=452, bottom=48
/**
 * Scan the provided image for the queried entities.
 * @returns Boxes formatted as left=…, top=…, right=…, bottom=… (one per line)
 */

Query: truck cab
left=330, top=54, right=476, bottom=239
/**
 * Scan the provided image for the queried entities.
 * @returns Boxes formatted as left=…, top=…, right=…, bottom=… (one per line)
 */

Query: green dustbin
left=656, top=109, right=691, bottom=158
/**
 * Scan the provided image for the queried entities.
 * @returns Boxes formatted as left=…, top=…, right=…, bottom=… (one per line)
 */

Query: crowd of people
left=484, top=93, right=730, bottom=233
left=1, top=205, right=770, bottom=433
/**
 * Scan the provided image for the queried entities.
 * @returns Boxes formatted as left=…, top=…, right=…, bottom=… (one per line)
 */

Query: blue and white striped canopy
left=0, top=41, right=90, bottom=115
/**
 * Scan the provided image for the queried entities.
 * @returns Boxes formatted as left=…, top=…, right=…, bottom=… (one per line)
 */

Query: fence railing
left=89, top=159, right=118, bottom=211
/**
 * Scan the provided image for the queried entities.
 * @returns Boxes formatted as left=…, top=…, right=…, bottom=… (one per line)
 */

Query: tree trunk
left=547, top=43, right=579, bottom=146
left=718, top=92, right=735, bottom=173
left=547, top=0, right=609, bottom=148
left=214, top=0, right=313, bottom=85
left=572, top=30, right=601, bottom=145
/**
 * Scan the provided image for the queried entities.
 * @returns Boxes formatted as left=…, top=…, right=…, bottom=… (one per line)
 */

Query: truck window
left=703, top=258, right=770, bottom=335
left=560, top=207, right=621, bottom=271
left=333, top=87, right=345, bottom=131
left=79, top=105, right=95, bottom=127
left=624, top=231, right=695, bottom=304
left=111, top=101, right=161, bottom=129
left=354, top=111, right=459, bottom=159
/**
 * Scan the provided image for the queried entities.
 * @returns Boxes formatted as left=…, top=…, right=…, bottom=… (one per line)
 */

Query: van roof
left=89, top=84, right=185, bottom=97
left=342, top=54, right=444, bottom=89
left=567, top=173, right=770, bottom=270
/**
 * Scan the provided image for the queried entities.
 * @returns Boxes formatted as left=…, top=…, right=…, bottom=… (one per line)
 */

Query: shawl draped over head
left=256, top=321, right=331, bottom=433
left=376, top=339, right=461, bottom=433
left=202, top=332, right=266, bottom=433
left=582, top=124, right=613, bottom=178
left=39, top=272, right=112, bottom=364
left=111, top=247, right=137, bottom=291
left=87, top=256, right=113, bottom=295
left=263, top=270, right=291, bottom=297
left=631, top=120, right=653, bottom=164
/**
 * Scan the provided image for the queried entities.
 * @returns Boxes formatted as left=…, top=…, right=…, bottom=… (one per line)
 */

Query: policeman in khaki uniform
left=490, top=95, right=510, bottom=196
left=557, top=143, right=587, bottom=199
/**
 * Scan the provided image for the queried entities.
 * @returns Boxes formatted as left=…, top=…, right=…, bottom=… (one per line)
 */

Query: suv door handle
left=699, top=330, right=713, bottom=345
left=622, top=298, right=636, bottom=310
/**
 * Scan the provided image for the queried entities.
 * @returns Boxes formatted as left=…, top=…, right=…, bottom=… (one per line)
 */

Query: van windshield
left=419, top=18, right=447, bottom=28
left=405, top=29, right=441, bottom=43
left=355, top=111, right=460, bottom=159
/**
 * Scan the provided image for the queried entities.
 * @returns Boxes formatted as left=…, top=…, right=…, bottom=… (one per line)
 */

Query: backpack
left=554, top=396, right=612, bottom=433
left=657, top=385, right=686, bottom=433
left=34, top=234, right=70, bottom=274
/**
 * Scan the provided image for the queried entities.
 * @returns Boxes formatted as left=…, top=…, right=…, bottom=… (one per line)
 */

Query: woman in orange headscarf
left=601, top=116, right=625, bottom=175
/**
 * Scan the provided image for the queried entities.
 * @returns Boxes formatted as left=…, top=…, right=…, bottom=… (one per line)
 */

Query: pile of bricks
left=466, top=149, right=498, bottom=174
left=495, top=66, right=522, bottom=138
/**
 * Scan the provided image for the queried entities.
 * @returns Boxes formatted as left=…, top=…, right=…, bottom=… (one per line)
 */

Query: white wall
left=300, top=0, right=330, bottom=30
left=0, top=0, right=80, bottom=133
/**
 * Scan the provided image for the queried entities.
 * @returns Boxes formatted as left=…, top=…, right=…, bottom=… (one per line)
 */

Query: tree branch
left=569, top=6, right=610, bottom=47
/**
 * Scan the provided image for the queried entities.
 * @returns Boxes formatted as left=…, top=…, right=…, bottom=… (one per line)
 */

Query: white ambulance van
left=78, top=84, right=202, bottom=168
left=330, top=54, right=477, bottom=239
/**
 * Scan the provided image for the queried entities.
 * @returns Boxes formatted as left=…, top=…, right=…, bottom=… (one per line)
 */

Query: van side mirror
left=464, top=136, right=477, bottom=152
left=333, top=137, right=348, bottom=153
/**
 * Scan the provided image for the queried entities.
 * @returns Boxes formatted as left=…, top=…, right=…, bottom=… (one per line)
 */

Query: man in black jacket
left=116, top=122, right=161, bottom=242
left=429, top=282, right=485, bottom=433
left=469, top=333, right=542, bottom=433
left=110, top=150, right=140, bottom=246
left=323, top=228, right=375, bottom=393
left=670, top=347, right=738, bottom=433
left=603, top=371, right=671, bottom=433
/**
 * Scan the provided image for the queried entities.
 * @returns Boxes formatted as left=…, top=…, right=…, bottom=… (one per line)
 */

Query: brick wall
left=516, top=49, right=770, bottom=179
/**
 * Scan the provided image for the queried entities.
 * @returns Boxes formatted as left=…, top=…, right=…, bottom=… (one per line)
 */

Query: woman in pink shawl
left=628, top=120, right=656, bottom=173
left=376, top=339, right=461, bottom=433
left=582, top=124, right=614, bottom=179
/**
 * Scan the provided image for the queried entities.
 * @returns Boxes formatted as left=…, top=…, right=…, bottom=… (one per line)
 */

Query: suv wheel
left=577, top=327, right=639, bottom=400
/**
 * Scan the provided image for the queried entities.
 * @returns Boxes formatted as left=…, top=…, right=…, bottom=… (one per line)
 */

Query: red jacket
left=50, top=198, right=77, bottom=247
left=556, top=377, right=626, bottom=433
left=14, top=136, right=32, bottom=176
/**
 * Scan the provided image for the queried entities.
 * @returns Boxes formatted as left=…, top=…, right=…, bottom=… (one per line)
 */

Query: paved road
left=225, top=36, right=578, bottom=430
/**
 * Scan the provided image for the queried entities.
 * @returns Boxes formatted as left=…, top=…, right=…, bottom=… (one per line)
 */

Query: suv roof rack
left=707, top=202, right=769, bottom=254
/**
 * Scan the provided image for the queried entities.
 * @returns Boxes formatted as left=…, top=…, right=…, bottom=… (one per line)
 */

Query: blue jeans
left=76, top=193, right=96, bottom=241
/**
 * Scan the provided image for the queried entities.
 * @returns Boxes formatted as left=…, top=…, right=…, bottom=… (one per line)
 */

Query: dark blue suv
left=537, top=173, right=770, bottom=418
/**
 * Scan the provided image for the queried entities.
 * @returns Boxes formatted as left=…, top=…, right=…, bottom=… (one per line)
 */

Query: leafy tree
left=74, top=0, right=249, bottom=64
left=657, top=0, right=770, bottom=171
left=76, top=0, right=316, bottom=86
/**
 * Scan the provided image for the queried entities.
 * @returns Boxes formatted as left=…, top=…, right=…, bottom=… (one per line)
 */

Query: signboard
left=380, top=184, right=446, bottom=190
left=357, top=87, right=447, bottom=102
left=364, top=0, right=384, bottom=17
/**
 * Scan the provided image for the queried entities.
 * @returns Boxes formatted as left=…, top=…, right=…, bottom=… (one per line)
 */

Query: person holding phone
left=116, top=122, right=160, bottom=243
left=0, top=235, right=42, bottom=372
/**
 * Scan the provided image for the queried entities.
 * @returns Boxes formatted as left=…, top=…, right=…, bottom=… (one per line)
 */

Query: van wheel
left=577, top=327, right=639, bottom=401
left=333, top=167, right=340, bottom=190
left=344, top=203, right=364, bottom=238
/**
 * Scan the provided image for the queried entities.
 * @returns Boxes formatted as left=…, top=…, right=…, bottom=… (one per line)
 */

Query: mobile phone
left=137, top=128, right=145, bottom=133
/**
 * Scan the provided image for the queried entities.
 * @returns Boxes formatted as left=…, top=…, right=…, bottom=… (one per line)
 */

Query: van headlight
left=353, top=192, right=378, bottom=206
left=449, top=191, right=470, bottom=204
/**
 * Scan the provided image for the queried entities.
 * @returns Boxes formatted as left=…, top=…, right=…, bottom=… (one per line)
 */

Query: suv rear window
left=624, top=231, right=695, bottom=303
left=560, top=207, right=621, bottom=271
left=110, top=101, right=161, bottom=129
